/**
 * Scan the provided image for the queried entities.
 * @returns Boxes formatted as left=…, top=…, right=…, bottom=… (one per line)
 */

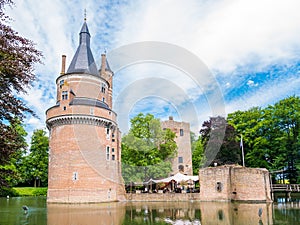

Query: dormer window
left=62, top=91, right=68, bottom=100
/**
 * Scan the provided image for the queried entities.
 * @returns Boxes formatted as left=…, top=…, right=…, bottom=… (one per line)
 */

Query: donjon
left=161, top=116, right=193, bottom=175
left=46, top=20, right=125, bottom=203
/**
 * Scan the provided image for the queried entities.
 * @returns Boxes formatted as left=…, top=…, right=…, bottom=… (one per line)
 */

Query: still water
left=0, top=197, right=299, bottom=225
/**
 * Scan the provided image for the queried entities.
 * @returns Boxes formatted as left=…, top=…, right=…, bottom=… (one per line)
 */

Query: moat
left=1, top=196, right=300, bottom=225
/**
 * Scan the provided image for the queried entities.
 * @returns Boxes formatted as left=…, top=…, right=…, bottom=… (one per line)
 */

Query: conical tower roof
left=67, top=21, right=98, bottom=76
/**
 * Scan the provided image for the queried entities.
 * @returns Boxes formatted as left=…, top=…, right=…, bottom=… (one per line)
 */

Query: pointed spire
left=67, top=17, right=98, bottom=76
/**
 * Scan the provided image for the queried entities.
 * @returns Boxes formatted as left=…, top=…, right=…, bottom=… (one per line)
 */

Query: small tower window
left=59, top=80, right=64, bottom=88
left=112, top=155, right=115, bottom=161
left=72, top=172, right=78, bottom=181
left=102, top=97, right=105, bottom=102
left=62, top=91, right=68, bottom=100
left=216, top=182, right=222, bottom=192
left=112, top=148, right=115, bottom=153
left=90, top=108, right=94, bottom=115
left=178, top=156, right=183, bottom=163
left=180, top=129, right=184, bottom=136
left=101, top=83, right=106, bottom=93
left=106, top=128, right=110, bottom=140
left=106, top=146, right=110, bottom=161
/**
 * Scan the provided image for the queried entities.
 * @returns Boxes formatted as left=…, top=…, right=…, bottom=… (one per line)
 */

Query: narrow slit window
left=72, top=172, right=78, bottom=181
left=106, top=128, right=110, bottom=140
left=106, top=146, right=110, bottom=161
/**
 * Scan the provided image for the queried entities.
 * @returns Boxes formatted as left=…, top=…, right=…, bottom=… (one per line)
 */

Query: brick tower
left=161, top=116, right=193, bottom=175
left=46, top=20, right=125, bottom=203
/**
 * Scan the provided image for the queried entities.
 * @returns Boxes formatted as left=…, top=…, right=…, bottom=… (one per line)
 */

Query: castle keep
left=161, top=116, right=193, bottom=175
left=46, top=20, right=125, bottom=203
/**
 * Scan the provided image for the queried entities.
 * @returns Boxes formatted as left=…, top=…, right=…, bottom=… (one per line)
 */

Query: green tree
left=23, top=129, right=49, bottom=187
left=227, top=96, right=300, bottom=183
left=191, top=134, right=204, bottom=175
left=121, top=113, right=177, bottom=183
left=268, top=96, right=300, bottom=183
left=0, top=120, right=27, bottom=188
left=200, top=116, right=240, bottom=167
left=227, top=107, right=267, bottom=168
left=0, top=0, right=42, bottom=190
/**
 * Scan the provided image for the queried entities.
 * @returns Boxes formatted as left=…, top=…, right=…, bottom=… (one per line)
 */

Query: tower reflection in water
left=47, top=201, right=274, bottom=225
left=47, top=202, right=126, bottom=225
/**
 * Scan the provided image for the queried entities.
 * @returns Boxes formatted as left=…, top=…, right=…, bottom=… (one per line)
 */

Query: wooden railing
left=272, top=184, right=300, bottom=193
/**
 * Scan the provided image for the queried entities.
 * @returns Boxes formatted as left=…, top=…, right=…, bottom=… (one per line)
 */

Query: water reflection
left=48, top=201, right=273, bottom=225
left=123, top=202, right=201, bottom=225
left=200, top=202, right=273, bottom=225
left=47, top=202, right=126, bottom=225
left=273, top=201, right=300, bottom=225
left=1, top=197, right=300, bottom=225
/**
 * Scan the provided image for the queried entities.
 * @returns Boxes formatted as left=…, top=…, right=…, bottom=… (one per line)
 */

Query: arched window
left=178, top=165, right=184, bottom=172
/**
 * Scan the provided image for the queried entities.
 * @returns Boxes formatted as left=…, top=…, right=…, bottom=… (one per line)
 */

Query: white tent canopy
left=146, top=172, right=199, bottom=184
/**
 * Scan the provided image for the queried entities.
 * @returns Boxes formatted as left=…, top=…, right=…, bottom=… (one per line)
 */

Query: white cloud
left=4, top=0, right=300, bottom=136
left=226, top=75, right=300, bottom=114
left=247, top=80, right=258, bottom=87
left=115, top=0, right=300, bottom=73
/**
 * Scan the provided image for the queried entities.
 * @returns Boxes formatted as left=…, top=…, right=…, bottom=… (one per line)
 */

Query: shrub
left=0, top=187, right=18, bottom=197
left=32, top=188, right=47, bottom=196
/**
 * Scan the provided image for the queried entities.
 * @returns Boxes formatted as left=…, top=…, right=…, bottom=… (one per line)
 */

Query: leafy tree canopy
left=191, top=133, right=204, bottom=175
left=22, top=129, right=49, bottom=187
left=200, top=116, right=241, bottom=167
left=0, top=0, right=42, bottom=189
left=227, top=96, right=300, bottom=183
left=121, top=113, right=177, bottom=184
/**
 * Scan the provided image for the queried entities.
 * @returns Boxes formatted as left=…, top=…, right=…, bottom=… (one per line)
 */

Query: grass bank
left=13, top=187, right=47, bottom=196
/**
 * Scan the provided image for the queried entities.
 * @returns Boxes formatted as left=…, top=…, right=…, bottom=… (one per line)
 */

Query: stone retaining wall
left=125, top=193, right=200, bottom=202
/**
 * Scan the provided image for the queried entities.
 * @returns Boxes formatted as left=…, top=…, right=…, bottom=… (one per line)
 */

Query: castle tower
left=161, top=116, right=193, bottom=175
left=46, top=20, right=125, bottom=203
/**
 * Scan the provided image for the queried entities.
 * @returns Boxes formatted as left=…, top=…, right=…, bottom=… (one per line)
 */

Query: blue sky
left=5, top=0, right=300, bottom=138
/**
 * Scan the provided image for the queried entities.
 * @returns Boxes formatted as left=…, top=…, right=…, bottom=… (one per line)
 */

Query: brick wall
left=47, top=123, right=125, bottom=203
left=199, top=165, right=272, bottom=202
left=161, top=117, right=193, bottom=175
left=125, top=193, right=200, bottom=202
